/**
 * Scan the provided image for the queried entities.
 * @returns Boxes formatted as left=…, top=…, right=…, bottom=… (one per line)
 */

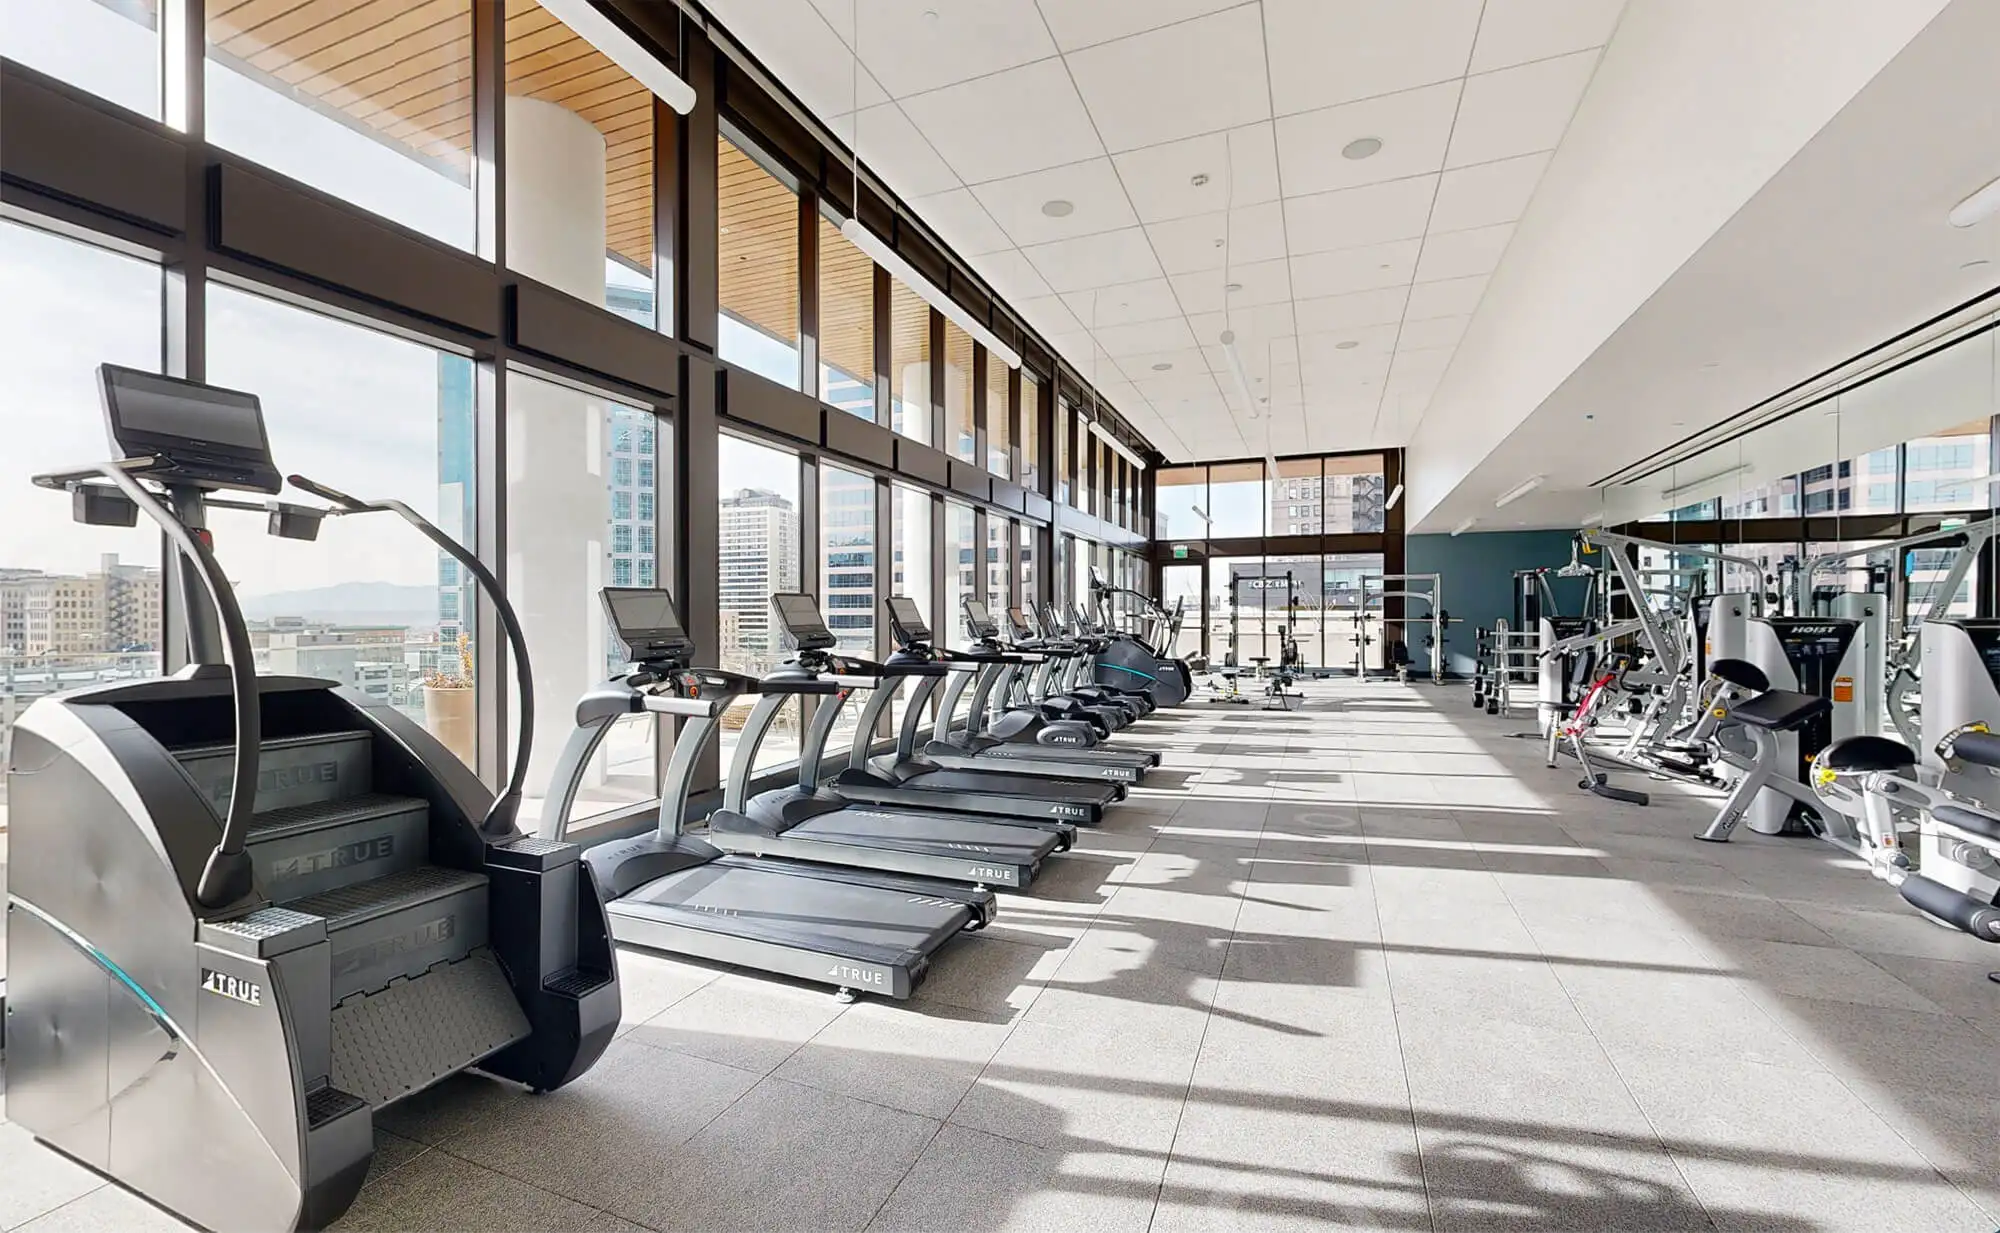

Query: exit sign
left=1172, top=544, right=1189, bottom=559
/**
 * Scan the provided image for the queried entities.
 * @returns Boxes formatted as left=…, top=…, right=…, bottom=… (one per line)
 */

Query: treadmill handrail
left=89, top=463, right=260, bottom=910
left=289, top=474, right=533, bottom=842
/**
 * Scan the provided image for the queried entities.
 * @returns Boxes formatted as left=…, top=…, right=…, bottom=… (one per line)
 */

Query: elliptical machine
left=1084, top=568, right=1194, bottom=706
left=5, top=367, right=616, bottom=1231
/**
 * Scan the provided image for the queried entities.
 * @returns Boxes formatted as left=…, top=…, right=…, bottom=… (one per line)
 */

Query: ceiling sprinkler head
left=1191, top=172, right=1211, bottom=187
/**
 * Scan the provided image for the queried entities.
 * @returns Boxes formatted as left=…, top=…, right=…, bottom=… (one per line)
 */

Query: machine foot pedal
left=544, top=967, right=614, bottom=999
left=330, top=949, right=531, bottom=1108
left=305, top=1086, right=367, bottom=1130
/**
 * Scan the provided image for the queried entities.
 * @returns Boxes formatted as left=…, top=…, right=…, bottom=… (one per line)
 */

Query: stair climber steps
left=286, top=865, right=491, bottom=1002
left=175, top=730, right=374, bottom=814
left=247, top=794, right=431, bottom=902
left=328, top=948, right=531, bottom=1109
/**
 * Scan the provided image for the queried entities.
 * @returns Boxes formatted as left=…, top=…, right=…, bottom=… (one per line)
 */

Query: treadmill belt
left=792, top=810, right=1056, bottom=861
left=612, top=860, right=967, bottom=963
left=912, top=768, right=1119, bottom=804
left=978, top=744, right=1152, bottom=767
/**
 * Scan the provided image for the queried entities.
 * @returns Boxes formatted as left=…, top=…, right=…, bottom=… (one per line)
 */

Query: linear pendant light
left=1451, top=516, right=1478, bottom=536
left=1494, top=475, right=1545, bottom=508
left=1219, top=330, right=1258, bottom=418
left=840, top=218, right=1021, bottom=369
left=538, top=0, right=696, bottom=113
left=1948, top=173, right=2000, bottom=228
left=1385, top=483, right=1404, bottom=511
left=1090, top=419, right=1147, bottom=470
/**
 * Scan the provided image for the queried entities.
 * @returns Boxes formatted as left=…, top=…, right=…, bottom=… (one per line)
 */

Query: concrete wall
left=1405, top=531, right=1593, bottom=676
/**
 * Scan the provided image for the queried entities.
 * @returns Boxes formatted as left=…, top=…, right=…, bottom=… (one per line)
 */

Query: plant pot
left=422, top=684, right=477, bottom=767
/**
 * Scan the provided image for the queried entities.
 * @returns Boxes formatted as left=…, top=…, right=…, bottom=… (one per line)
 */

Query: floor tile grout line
left=1142, top=817, right=1257, bottom=1233
left=1362, top=800, right=1441, bottom=1233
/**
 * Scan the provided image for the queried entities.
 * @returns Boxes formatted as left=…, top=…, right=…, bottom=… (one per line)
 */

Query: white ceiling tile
left=970, top=248, right=1054, bottom=302
left=1446, top=50, right=1599, bottom=168
left=1136, top=371, right=1224, bottom=401
left=848, top=104, right=961, bottom=197
left=1171, top=257, right=1291, bottom=313
left=1290, top=238, right=1421, bottom=297
left=1471, top=0, right=1626, bottom=73
left=1300, top=323, right=1400, bottom=360
left=1404, top=275, right=1488, bottom=319
left=1264, top=0, right=1481, bottom=116
left=1024, top=227, right=1163, bottom=293
left=715, top=0, right=888, bottom=118
left=1283, top=176, right=1437, bottom=256
left=912, top=188, right=1014, bottom=255
left=1112, top=124, right=1279, bottom=223
left=1396, top=315, right=1469, bottom=349
left=903, top=60, right=1102, bottom=183
left=1059, top=276, right=1181, bottom=325
left=970, top=159, right=1137, bottom=247
left=1415, top=223, right=1514, bottom=281
left=1145, top=203, right=1288, bottom=274
left=1292, top=285, right=1411, bottom=333
left=1275, top=82, right=1460, bottom=197
left=1036, top=0, right=1245, bottom=52
left=1091, top=317, right=1200, bottom=356
left=1428, top=152, right=1550, bottom=233
left=1017, top=294, right=1085, bottom=336
left=1067, top=6, right=1272, bottom=152
left=846, top=0, right=1055, bottom=99
left=1391, top=346, right=1457, bottom=375
left=1187, top=303, right=1298, bottom=349
left=1115, top=348, right=1215, bottom=382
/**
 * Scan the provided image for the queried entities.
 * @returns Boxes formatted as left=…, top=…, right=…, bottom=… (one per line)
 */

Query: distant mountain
left=238, top=582, right=438, bottom=628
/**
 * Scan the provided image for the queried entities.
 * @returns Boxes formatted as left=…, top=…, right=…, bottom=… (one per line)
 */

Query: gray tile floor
left=5, top=680, right=1999, bottom=1231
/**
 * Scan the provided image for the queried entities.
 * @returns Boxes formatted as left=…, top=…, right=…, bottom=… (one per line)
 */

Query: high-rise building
left=607, top=406, right=658, bottom=592
left=0, top=555, right=162, bottom=658
left=718, top=487, right=800, bottom=670
left=821, top=469, right=876, bottom=653
left=1268, top=470, right=1386, bottom=535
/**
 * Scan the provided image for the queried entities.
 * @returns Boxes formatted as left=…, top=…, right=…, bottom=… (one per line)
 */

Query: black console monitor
left=884, top=596, right=931, bottom=644
left=961, top=598, right=1001, bottom=640
left=1008, top=606, right=1038, bottom=640
left=602, top=587, right=695, bottom=665
left=98, top=363, right=282, bottom=494
left=771, top=592, right=837, bottom=651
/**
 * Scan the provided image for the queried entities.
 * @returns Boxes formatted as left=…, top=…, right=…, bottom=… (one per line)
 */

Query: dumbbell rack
left=1470, top=619, right=1540, bottom=716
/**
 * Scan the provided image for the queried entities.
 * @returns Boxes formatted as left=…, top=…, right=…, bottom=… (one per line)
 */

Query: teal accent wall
left=1404, top=531, right=1593, bottom=675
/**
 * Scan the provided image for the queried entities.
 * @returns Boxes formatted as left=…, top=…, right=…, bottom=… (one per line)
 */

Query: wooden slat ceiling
left=206, top=0, right=653, bottom=272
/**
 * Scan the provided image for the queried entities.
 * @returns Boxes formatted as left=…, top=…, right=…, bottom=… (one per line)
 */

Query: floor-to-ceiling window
left=495, top=368, right=664, bottom=826
left=3, top=0, right=160, bottom=118
left=719, top=133, right=801, bottom=386
left=1325, top=553, right=1386, bottom=672
left=1020, top=372, right=1041, bottom=494
left=821, top=464, right=877, bottom=753
left=207, top=283, right=484, bottom=763
left=719, top=434, right=802, bottom=773
left=1159, top=565, right=1204, bottom=662
left=985, top=352, right=1011, bottom=479
left=889, top=484, right=932, bottom=732
left=946, top=501, right=977, bottom=632
left=944, top=321, right=975, bottom=463
left=505, top=0, right=658, bottom=327
left=205, top=0, right=476, bottom=251
left=986, top=515, right=1011, bottom=618
left=889, top=280, right=930, bottom=445
left=0, top=223, right=166, bottom=830
left=1054, top=397, right=1073, bottom=507
left=818, top=213, right=875, bottom=417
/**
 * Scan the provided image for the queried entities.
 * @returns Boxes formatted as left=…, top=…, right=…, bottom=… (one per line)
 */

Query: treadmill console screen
left=1005, top=606, right=1035, bottom=639
left=1952, top=621, right=2000, bottom=684
left=885, top=595, right=930, bottom=643
left=602, top=587, right=695, bottom=663
left=99, top=364, right=282, bottom=493
left=771, top=592, right=837, bottom=650
left=962, top=598, right=1000, bottom=639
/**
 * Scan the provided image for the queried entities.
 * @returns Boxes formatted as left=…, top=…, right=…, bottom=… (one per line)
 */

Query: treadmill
left=897, top=596, right=1157, bottom=785
left=705, top=597, right=1074, bottom=889
left=763, top=593, right=1124, bottom=824
left=544, top=588, right=995, bottom=1000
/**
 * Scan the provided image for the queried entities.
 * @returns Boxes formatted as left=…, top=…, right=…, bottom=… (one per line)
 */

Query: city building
left=717, top=487, right=800, bottom=670
left=0, top=554, right=161, bottom=658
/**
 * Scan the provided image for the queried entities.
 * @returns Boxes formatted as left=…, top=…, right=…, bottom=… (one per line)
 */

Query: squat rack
left=1356, top=573, right=1448, bottom=684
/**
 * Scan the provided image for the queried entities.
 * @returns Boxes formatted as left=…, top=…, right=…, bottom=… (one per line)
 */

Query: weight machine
left=1356, top=573, right=1452, bottom=684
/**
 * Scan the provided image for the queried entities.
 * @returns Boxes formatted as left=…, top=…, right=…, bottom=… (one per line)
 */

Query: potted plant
left=422, top=633, right=476, bottom=766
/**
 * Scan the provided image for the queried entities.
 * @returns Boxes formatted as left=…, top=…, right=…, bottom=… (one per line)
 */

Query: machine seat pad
left=1950, top=730, right=2000, bottom=771
left=1727, top=689, right=1830, bottom=732
left=1708, top=658, right=1770, bottom=692
left=1823, top=735, right=1917, bottom=773
left=1932, top=804, right=2000, bottom=845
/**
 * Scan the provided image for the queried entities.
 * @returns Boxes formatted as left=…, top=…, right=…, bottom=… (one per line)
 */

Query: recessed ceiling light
left=1041, top=199, right=1074, bottom=218
left=1342, top=137, right=1384, bottom=160
left=1335, top=340, right=1359, bottom=350
left=1700, top=361, right=1722, bottom=370
left=1151, top=362, right=1173, bottom=371
left=1225, top=282, right=1243, bottom=292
